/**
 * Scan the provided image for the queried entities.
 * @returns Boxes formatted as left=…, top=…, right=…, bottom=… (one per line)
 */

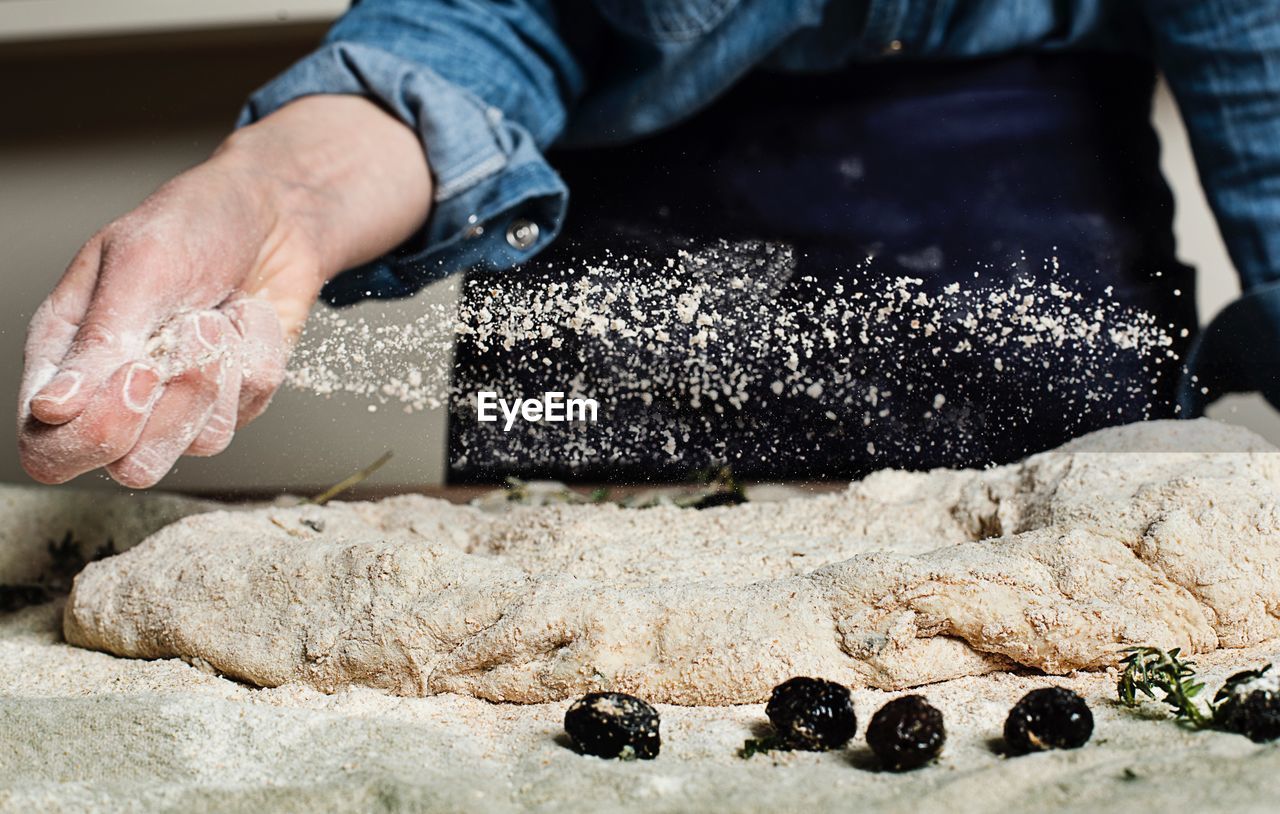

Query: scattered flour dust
left=283, top=242, right=1185, bottom=468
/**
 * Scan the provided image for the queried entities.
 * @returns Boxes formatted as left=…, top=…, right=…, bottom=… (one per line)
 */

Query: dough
left=64, top=419, right=1280, bottom=704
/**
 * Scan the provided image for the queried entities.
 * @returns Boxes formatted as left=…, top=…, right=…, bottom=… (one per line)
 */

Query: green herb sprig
left=1117, top=647, right=1212, bottom=728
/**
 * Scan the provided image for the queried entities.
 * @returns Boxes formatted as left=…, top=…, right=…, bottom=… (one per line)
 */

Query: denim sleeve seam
left=435, top=152, right=509, bottom=201
left=329, top=41, right=512, bottom=202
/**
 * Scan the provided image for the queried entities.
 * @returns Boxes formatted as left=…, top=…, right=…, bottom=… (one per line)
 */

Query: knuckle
left=66, top=237, right=102, bottom=274
left=70, top=322, right=119, bottom=356
left=45, top=291, right=82, bottom=328
left=202, top=411, right=235, bottom=441
left=25, top=296, right=78, bottom=350
left=103, top=224, right=164, bottom=258
left=100, top=231, right=192, bottom=291
left=23, top=301, right=62, bottom=349
left=29, top=298, right=57, bottom=328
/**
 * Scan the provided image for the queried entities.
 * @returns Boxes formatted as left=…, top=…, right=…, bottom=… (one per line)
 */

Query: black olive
left=564, top=692, right=660, bottom=759
left=865, top=695, right=945, bottom=771
left=1004, top=687, right=1093, bottom=754
left=765, top=676, right=858, bottom=751
left=1214, top=667, right=1280, bottom=743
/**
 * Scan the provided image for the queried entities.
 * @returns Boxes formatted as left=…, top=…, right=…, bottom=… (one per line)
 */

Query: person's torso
left=448, top=53, right=1196, bottom=482
left=560, top=0, right=1149, bottom=147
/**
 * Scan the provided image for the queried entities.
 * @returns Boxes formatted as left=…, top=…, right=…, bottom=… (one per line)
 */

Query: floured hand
left=18, top=166, right=312, bottom=487
left=17, top=95, right=433, bottom=487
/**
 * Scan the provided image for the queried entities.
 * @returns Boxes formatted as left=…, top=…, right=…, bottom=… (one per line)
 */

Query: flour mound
left=64, top=419, right=1280, bottom=705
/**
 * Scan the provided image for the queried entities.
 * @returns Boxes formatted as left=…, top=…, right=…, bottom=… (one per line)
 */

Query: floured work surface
left=2, top=597, right=1279, bottom=813
left=1, top=419, right=1279, bottom=812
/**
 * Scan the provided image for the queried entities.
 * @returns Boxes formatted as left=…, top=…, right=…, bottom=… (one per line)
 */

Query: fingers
left=17, top=238, right=168, bottom=485
left=29, top=322, right=137, bottom=425
left=185, top=356, right=241, bottom=457
left=223, top=295, right=288, bottom=426
left=16, top=152, right=319, bottom=488
left=106, top=312, right=233, bottom=488
left=19, top=293, right=291, bottom=486
left=27, top=238, right=173, bottom=425
left=120, top=296, right=288, bottom=474
left=18, top=361, right=162, bottom=484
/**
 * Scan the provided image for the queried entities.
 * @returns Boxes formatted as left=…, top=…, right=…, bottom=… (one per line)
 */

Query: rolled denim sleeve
left=237, top=0, right=585, bottom=305
left=1143, top=0, right=1280, bottom=413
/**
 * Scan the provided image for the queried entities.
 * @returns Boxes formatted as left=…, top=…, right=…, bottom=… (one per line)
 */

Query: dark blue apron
left=448, top=53, right=1196, bottom=482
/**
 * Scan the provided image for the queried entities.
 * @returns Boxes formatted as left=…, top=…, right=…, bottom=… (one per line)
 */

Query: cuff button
left=506, top=219, right=540, bottom=251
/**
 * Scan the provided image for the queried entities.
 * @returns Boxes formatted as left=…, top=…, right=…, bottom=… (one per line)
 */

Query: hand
left=17, top=96, right=432, bottom=487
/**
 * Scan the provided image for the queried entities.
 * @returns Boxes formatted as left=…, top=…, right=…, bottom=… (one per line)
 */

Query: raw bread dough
left=64, top=419, right=1280, bottom=704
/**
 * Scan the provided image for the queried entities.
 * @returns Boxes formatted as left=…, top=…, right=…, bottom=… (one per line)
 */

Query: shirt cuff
left=237, top=41, right=567, bottom=305
left=1180, top=279, right=1280, bottom=415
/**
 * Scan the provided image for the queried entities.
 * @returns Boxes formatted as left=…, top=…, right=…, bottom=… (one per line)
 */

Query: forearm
left=234, top=0, right=587, bottom=305
left=214, top=94, right=434, bottom=283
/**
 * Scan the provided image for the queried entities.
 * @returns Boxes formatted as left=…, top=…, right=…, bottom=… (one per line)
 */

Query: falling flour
left=283, top=241, right=1186, bottom=472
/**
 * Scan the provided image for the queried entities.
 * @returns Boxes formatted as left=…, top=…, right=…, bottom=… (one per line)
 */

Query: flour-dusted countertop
left=4, top=418, right=1280, bottom=811
left=2, top=599, right=1280, bottom=813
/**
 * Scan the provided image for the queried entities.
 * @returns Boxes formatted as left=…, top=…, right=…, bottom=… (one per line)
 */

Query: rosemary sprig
left=1117, top=647, right=1212, bottom=728
left=306, top=450, right=394, bottom=505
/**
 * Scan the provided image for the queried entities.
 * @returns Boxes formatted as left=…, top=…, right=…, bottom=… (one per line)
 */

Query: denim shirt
left=238, top=0, right=1280, bottom=413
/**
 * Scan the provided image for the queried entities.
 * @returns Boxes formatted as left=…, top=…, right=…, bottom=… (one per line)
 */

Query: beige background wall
left=1, top=19, right=1276, bottom=494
